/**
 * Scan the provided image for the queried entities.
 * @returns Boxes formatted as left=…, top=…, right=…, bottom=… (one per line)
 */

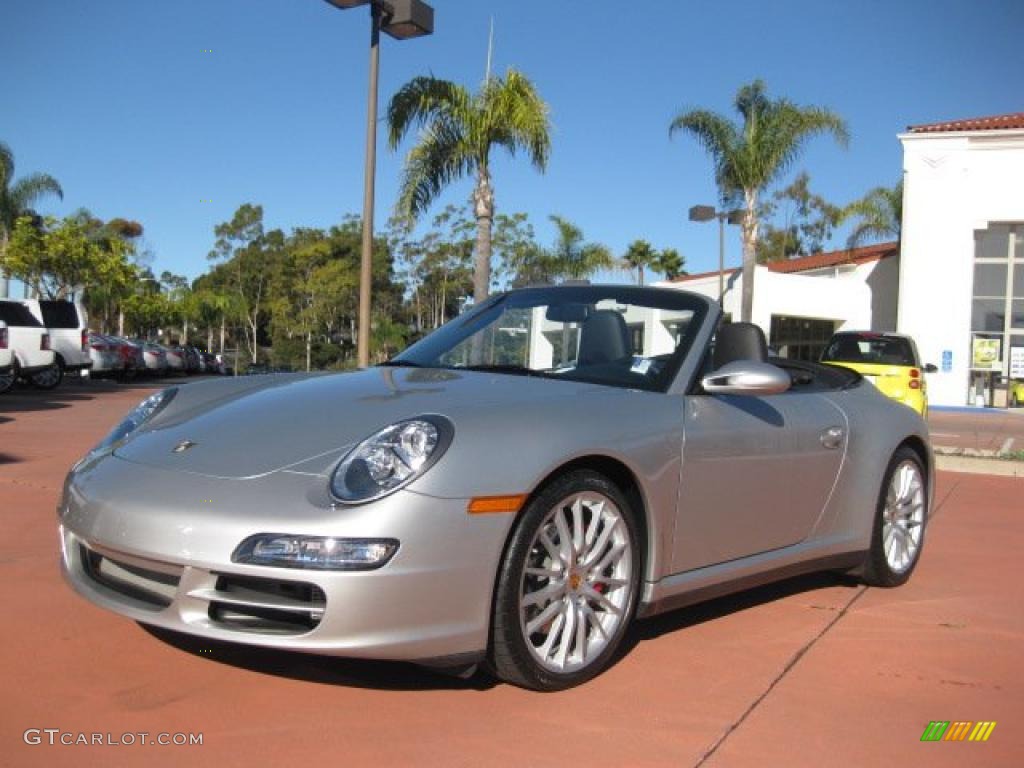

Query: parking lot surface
left=928, top=407, right=1024, bottom=455
left=2, top=381, right=1021, bottom=767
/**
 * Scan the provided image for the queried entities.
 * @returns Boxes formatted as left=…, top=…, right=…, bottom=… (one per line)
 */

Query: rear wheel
left=861, top=446, right=928, bottom=587
left=0, top=362, right=17, bottom=394
left=30, top=359, right=64, bottom=390
left=489, top=470, right=641, bottom=691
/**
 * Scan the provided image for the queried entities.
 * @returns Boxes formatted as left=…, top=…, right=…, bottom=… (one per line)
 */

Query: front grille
left=80, top=544, right=182, bottom=610
left=202, top=574, right=326, bottom=635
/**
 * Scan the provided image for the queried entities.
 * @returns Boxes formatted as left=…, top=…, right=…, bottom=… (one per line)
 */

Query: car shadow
left=142, top=571, right=857, bottom=692
left=140, top=625, right=497, bottom=692
left=622, top=571, right=858, bottom=653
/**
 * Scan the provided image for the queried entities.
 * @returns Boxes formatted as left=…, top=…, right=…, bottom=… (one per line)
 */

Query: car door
left=671, top=390, right=846, bottom=573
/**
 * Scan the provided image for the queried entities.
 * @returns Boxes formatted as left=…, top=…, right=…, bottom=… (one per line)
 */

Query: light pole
left=688, top=205, right=742, bottom=306
left=323, top=0, right=434, bottom=368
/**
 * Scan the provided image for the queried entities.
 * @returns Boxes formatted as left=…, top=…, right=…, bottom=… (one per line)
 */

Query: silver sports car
left=59, top=285, right=932, bottom=691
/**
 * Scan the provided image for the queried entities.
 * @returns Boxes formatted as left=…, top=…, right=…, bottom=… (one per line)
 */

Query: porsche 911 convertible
left=59, top=285, right=932, bottom=691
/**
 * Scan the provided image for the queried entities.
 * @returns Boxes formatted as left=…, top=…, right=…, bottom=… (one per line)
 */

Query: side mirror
left=923, top=363, right=938, bottom=374
left=701, top=361, right=791, bottom=396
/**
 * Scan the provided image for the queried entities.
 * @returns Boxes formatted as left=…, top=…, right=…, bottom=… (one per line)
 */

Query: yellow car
left=820, top=331, right=937, bottom=416
left=1011, top=379, right=1024, bottom=408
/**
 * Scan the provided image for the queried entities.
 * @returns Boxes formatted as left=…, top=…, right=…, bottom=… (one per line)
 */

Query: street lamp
left=323, top=0, right=434, bottom=368
left=688, top=205, right=743, bottom=305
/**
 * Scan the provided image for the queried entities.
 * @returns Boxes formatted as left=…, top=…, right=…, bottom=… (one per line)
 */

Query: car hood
left=113, top=367, right=600, bottom=479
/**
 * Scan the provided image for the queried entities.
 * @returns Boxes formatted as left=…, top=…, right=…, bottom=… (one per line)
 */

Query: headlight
left=330, top=415, right=453, bottom=503
left=232, top=534, right=399, bottom=570
left=92, top=387, right=177, bottom=453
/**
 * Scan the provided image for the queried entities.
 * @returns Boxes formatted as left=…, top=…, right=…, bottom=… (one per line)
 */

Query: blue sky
left=3, top=0, right=1022, bottom=288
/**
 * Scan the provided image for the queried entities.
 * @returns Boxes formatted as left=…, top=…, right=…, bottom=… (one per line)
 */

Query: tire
left=0, top=361, right=17, bottom=394
left=30, top=359, right=64, bottom=390
left=489, top=469, right=642, bottom=691
left=861, top=446, right=928, bottom=587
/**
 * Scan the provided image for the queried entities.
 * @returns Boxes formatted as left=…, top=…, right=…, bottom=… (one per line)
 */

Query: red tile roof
left=908, top=112, right=1024, bottom=133
left=667, top=241, right=897, bottom=283
left=766, top=241, right=898, bottom=273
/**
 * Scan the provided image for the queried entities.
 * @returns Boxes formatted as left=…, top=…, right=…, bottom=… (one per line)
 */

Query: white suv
left=21, top=299, right=92, bottom=388
left=0, top=300, right=55, bottom=392
left=0, top=321, right=14, bottom=393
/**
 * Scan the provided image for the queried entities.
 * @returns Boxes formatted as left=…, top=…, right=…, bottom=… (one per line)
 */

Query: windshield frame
left=389, top=285, right=713, bottom=393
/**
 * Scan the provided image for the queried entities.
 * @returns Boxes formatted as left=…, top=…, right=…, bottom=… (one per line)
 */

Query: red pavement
left=1, top=380, right=1021, bottom=767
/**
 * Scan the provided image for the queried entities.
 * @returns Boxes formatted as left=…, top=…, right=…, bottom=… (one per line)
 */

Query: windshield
left=821, top=333, right=917, bottom=366
left=390, top=286, right=709, bottom=392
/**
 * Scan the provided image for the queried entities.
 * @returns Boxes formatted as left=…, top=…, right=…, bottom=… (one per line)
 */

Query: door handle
left=820, top=426, right=845, bottom=449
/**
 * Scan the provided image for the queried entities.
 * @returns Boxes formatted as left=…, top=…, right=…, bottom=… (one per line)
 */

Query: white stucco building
left=659, top=111, right=1024, bottom=407
left=898, top=112, right=1024, bottom=407
left=659, top=242, right=900, bottom=362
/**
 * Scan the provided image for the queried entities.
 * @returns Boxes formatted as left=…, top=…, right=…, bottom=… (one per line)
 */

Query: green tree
left=387, top=69, right=552, bottom=303
left=622, top=240, right=657, bottom=285
left=756, top=172, right=843, bottom=263
left=208, top=204, right=281, bottom=364
left=0, top=141, right=63, bottom=298
left=4, top=212, right=136, bottom=301
left=842, top=179, right=903, bottom=248
left=652, top=247, right=686, bottom=280
left=670, top=80, right=848, bottom=321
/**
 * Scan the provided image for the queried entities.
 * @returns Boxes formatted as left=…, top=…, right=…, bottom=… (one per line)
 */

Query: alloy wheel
left=518, top=491, right=634, bottom=674
left=882, top=460, right=925, bottom=573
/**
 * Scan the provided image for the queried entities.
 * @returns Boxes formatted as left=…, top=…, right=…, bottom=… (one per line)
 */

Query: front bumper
left=58, top=454, right=512, bottom=662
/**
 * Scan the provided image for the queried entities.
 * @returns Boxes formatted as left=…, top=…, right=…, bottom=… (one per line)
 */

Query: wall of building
left=898, top=130, right=1024, bottom=406
left=659, top=257, right=896, bottom=348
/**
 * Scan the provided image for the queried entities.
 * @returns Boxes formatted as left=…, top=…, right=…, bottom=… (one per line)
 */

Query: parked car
left=0, top=299, right=55, bottom=392
left=0, top=321, right=14, bottom=393
left=133, top=340, right=168, bottom=376
left=184, top=346, right=201, bottom=374
left=22, top=299, right=92, bottom=388
left=201, top=351, right=218, bottom=373
left=1010, top=379, right=1024, bottom=407
left=85, top=333, right=121, bottom=379
left=820, top=331, right=937, bottom=416
left=103, top=335, right=145, bottom=381
left=59, top=286, right=934, bottom=691
left=164, top=345, right=187, bottom=374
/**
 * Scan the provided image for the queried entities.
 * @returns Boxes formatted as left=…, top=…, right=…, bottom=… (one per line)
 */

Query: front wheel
left=30, top=360, right=63, bottom=390
left=489, top=470, right=641, bottom=691
left=861, top=446, right=928, bottom=587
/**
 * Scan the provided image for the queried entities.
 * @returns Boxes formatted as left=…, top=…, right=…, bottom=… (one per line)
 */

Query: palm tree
left=670, top=81, right=848, bottom=322
left=387, top=70, right=551, bottom=304
left=843, top=179, right=903, bottom=248
left=0, top=142, right=63, bottom=298
left=622, top=240, right=657, bottom=285
left=547, top=215, right=613, bottom=281
left=652, top=247, right=686, bottom=280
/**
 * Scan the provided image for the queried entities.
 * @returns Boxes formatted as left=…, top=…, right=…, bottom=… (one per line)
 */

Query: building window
left=769, top=316, right=837, bottom=361
left=972, top=223, right=1024, bottom=378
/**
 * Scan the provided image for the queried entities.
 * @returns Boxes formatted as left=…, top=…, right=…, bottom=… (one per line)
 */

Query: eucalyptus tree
left=387, top=69, right=551, bottom=303
left=0, top=142, right=63, bottom=298
left=843, top=179, right=903, bottom=248
left=670, top=80, right=848, bottom=321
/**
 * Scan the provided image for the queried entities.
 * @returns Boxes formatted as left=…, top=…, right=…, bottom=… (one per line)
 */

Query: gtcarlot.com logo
left=23, top=730, right=203, bottom=747
left=921, top=721, right=996, bottom=742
